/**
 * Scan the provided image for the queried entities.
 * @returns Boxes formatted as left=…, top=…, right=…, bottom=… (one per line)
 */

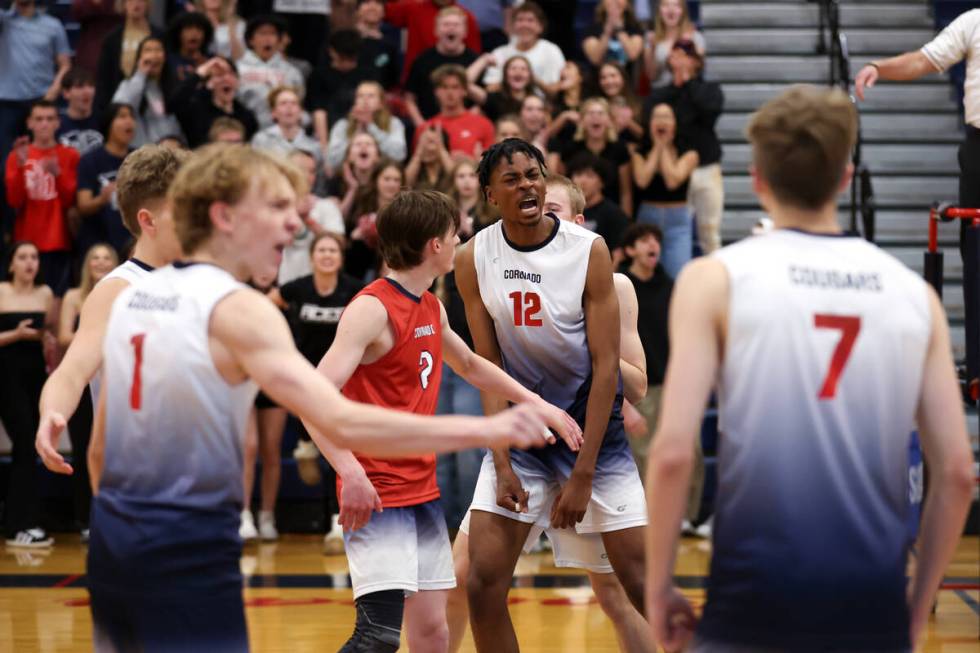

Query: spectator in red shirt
left=5, top=100, right=80, bottom=298
left=415, top=65, right=494, bottom=158
left=385, top=0, right=481, bottom=85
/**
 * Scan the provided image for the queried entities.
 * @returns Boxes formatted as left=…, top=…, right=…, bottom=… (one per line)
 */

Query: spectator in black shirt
left=567, top=152, right=630, bottom=265
left=165, top=12, right=213, bottom=83
left=550, top=97, right=633, bottom=217
left=170, top=56, right=258, bottom=148
left=354, top=0, right=401, bottom=89
left=643, top=38, right=725, bottom=255
left=308, top=29, right=383, bottom=156
left=471, top=55, right=542, bottom=124
left=405, top=6, right=479, bottom=128
left=57, top=69, right=104, bottom=157
left=582, top=0, right=644, bottom=69
left=630, top=102, right=699, bottom=279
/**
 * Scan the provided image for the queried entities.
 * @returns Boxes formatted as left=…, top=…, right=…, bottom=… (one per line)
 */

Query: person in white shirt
left=855, top=7, right=980, bottom=402
left=235, top=15, right=304, bottom=129
left=251, top=86, right=320, bottom=163
left=280, top=150, right=344, bottom=285
left=478, top=2, right=566, bottom=96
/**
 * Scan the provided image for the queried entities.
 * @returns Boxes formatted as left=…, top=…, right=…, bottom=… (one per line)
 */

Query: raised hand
left=13, top=136, right=30, bottom=166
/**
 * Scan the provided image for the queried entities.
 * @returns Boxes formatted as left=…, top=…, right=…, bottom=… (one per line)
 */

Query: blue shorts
left=87, top=495, right=247, bottom=652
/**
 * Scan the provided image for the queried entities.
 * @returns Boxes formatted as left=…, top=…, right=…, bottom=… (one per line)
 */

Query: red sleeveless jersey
left=340, top=278, right=443, bottom=508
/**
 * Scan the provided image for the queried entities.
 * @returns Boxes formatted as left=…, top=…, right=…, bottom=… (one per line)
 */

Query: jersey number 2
left=130, top=333, right=146, bottom=410
left=814, top=314, right=861, bottom=400
left=509, top=291, right=543, bottom=327
left=419, top=350, right=434, bottom=390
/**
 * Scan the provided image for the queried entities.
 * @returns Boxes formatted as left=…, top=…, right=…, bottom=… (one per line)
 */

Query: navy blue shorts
left=87, top=495, right=247, bottom=652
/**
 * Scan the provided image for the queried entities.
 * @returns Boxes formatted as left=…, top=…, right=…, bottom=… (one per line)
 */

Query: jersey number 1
left=509, top=291, right=543, bottom=327
left=130, top=333, right=146, bottom=410
left=814, top=314, right=861, bottom=400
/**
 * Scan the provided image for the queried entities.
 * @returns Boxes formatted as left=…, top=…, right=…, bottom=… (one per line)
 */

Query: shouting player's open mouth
left=519, top=195, right=539, bottom=216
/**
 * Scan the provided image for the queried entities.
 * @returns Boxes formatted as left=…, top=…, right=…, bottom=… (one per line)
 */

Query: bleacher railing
left=817, top=0, right=876, bottom=241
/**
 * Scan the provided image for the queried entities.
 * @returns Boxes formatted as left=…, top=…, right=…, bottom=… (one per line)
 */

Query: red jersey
left=415, top=112, right=496, bottom=157
left=385, top=0, right=482, bottom=85
left=340, top=278, right=443, bottom=508
left=5, top=144, right=79, bottom=252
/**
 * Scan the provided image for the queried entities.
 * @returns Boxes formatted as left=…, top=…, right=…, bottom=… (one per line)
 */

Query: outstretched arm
left=645, top=257, right=727, bottom=652
left=441, top=301, right=582, bottom=450
left=213, top=289, right=551, bottom=457
left=36, top=278, right=129, bottom=474
left=907, top=287, right=975, bottom=647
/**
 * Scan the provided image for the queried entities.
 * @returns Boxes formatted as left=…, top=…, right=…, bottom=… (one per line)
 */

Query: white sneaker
left=681, top=520, right=697, bottom=536
left=323, top=531, right=345, bottom=555
left=6, top=528, right=53, bottom=548
left=694, top=517, right=713, bottom=539
left=239, top=511, right=258, bottom=542
left=257, top=511, right=278, bottom=541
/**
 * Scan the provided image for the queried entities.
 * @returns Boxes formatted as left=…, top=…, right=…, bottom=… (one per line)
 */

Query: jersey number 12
left=509, top=291, right=543, bottom=327
left=814, top=314, right=861, bottom=400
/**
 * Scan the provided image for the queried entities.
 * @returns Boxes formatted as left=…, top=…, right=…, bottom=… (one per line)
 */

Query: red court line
left=52, top=574, right=81, bottom=589
left=941, top=582, right=980, bottom=591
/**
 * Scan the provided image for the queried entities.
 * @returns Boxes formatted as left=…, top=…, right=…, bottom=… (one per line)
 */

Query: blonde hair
left=545, top=174, right=585, bottom=216
left=78, top=244, right=119, bottom=301
left=574, top=97, right=618, bottom=143
left=746, top=85, right=856, bottom=210
left=193, top=0, right=233, bottom=23
left=345, top=81, right=392, bottom=139
left=168, top=144, right=306, bottom=254
left=116, top=144, right=189, bottom=237
left=653, top=0, right=695, bottom=43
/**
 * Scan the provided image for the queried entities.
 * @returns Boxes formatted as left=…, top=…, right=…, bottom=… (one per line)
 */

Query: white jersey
left=99, top=262, right=257, bottom=515
left=473, top=216, right=598, bottom=411
left=700, top=229, right=931, bottom=649
left=90, top=258, right=155, bottom=401
left=100, top=257, right=154, bottom=286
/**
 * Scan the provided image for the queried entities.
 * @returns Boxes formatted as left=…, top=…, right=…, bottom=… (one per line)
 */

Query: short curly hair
left=116, top=144, right=189, bottom=237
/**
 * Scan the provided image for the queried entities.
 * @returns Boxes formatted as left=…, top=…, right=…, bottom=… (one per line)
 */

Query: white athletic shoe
left=681, top=519, right=697, bottom=536
left=322, top=531, right=344, bottom=556
left=293, top=439, right=322, bottom=486
left=694, top=517, right=713, bottom=539
left=239, top=511, right=258, bottom=542
left=6, top=528, right=53, bottom=548
left=258, top=511, right=278, bottom=541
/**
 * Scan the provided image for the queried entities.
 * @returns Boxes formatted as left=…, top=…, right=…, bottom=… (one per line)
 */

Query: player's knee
left=591, top=574, right=630, bottom=622
left=339, top=590, right=404, bottom=653
left=408, top=612, right=449, bottom=650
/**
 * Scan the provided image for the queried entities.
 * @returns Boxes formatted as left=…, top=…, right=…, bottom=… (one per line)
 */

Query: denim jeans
left=636, top=203, right=694, bottom=279
left=435, top=364, right=484, bottom=529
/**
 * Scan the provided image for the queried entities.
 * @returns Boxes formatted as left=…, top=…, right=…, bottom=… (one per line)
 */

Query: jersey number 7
left=814, top=314, right=861, bottom=400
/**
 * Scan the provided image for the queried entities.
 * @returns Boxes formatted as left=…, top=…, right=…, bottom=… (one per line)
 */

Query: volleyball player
left=84, top=145, right=557, bottom=652
left=445, top=173, right=654, bottom=653
left=35, top=144, right=186, bottom=478
left=307, top=189, right=582, bottom=653
left=645, top=85, right=975, bottom=652
left=457, top=138, right=648, bottom=653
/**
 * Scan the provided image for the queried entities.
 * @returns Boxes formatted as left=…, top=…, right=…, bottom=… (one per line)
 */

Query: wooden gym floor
left=0, top=535, right=976, bottom=652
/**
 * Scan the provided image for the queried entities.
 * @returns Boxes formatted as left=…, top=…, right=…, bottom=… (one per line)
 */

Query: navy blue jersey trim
left=384, top=278, right=422, bottom=304
left=128, top=257, right=154, bottom=272
left=502, top=213, right=560, bottom=252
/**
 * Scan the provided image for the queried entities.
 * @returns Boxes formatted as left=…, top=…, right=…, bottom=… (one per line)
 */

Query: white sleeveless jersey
left=99, top=262, right=257, bottom=514
left=473, top=217, right=599, bottom=410
left=699, top=229, right=931, bottom=648
left=89, top=258, right=155, bottom=401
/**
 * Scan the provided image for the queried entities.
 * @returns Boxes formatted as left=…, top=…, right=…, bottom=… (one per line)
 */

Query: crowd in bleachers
left=0, top=0, right=723, bottom=547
